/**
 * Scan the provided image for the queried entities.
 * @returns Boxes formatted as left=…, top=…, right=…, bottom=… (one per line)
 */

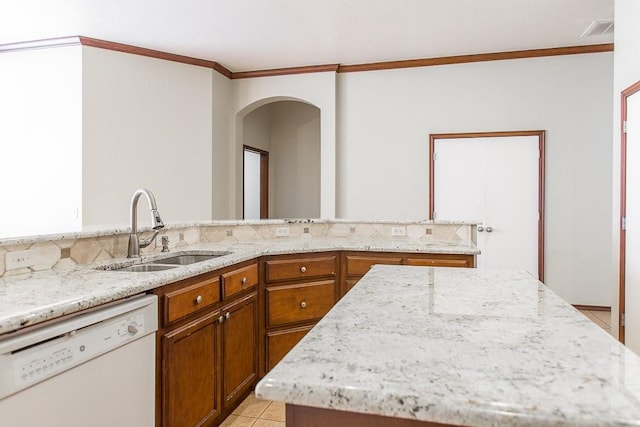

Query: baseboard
left=572, top=304, right=611, bottom=312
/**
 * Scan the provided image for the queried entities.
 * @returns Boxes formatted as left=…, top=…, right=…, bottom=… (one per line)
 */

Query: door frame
left=428, top=130, right=546, bottom=281
left=242, top=145, right=269, bottom=219
left=619, top=80, right=640, bottom=343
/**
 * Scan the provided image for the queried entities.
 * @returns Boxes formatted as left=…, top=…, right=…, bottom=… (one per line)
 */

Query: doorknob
left=477, top=226, right=484, bottom=232
left=486, top=226, right=493, bottom=233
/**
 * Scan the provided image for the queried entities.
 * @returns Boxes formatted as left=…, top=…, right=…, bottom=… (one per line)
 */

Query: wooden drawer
left=266, top=280, right=335, bottom=327
left=345, top=255, right=402, bottom=276
left=266, top=325, right=314, bottom=371
left=265, top=256, right=336, bottom=283
left=164, top=277, right=221, bottom=324
left=222, top=263, right=258, bottom=299
left=406, top=256, right=472, bottom=268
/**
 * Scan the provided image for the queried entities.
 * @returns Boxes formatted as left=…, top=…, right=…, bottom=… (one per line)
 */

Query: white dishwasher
left=0, top=294, right=157, bottom=427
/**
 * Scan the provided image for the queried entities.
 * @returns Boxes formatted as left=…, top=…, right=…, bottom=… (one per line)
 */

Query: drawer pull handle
left=300, top=266, right=307, bottom=273
left=225, top=312, right=231, bottom=320
left=195, top=295, right=203, bottom=304
left=300, top=301, right=307, bottom=308
left=218, top=315, right=224, bottom=323
left=241, top=277, right=247, bottom=284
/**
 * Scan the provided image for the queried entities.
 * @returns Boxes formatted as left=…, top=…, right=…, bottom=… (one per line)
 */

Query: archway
left=238, top=98, right=321, bottom=219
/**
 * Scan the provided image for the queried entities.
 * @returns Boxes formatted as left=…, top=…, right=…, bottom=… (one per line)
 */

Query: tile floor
left=221, top=309, right=611, bottom=426
left=221, top=393, right=285, bottom=427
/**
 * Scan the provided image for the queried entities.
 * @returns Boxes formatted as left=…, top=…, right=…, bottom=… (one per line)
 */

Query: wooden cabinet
left=152, top=249, right=473, bottom=425
left=154, top=261, right=259, bottom=427
left=266, top=325, right=314, bottom=371
left=221, top=292, right=258, bottom=411
left=262, top=253, right=338, bottom=373
left=161, top=310, right=221, bottom=427
left=340, top=251, right=474, bottom=297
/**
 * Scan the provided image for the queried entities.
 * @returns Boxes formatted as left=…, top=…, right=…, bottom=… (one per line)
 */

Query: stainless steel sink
left=102, top=250, right=232, bottom=272
left=155, top=252, right=230, bottom=265
left=117, top=264, right=178, bottom=272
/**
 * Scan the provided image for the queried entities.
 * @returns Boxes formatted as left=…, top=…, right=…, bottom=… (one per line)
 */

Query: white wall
left=232, top=72, right=336, bottom=218
left=82, top=46, right=213, bottom=228
left=337, top=53, right=613, bottom=305
left=612, top=0, right=640, bottom=338
left=0, top=46, right=82, bottom=238
left=212, top=71, right=234, bottom=219
left=270, top=101, right=321, bottom=218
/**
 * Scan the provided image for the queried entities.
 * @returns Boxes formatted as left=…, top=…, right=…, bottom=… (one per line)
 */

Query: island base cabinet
left=221, top=292, right=258, bottom=411
left=285, top=404, right=462, bottom=427
left=162, top=311, right=222, bottom=427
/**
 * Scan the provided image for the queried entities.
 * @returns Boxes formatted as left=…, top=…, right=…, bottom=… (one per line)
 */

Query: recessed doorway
left=243, top=146, right=269, bottom=219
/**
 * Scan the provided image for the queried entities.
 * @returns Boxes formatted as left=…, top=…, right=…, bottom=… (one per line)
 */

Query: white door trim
left=429, top=130, right=546, bottom=281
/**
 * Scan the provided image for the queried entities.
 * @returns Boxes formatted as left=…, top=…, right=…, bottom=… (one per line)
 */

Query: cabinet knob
left=218, top=315, right=224, bottom=323
left=300, top=301, right=307, bottom=308
left=300, top=266, right=307, bottom=273
left=486, top=226, right=493, bottom=233
left=241, top=277, right=247, bottom=284
left=477, top=226, right=484, bottom=232
left=195, top=295, right=203, bottom=304
left=225, top=312, right=231, bottom=320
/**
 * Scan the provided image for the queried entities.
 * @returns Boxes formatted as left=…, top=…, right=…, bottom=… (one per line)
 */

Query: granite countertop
left=256, top=266, right=640, bottom=427
left=0, top=237, right=478, bottom=336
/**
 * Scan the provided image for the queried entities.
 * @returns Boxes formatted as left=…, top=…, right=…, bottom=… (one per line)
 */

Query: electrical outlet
left=6, top=250, right=36, bottom=270
left=275, top=226, right=290, bottom=237
left=391, top=226, right=407, bottom=237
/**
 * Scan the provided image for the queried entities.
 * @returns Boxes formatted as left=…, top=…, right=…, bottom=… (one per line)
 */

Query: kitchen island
left=256, top=266, right=640, bottom=427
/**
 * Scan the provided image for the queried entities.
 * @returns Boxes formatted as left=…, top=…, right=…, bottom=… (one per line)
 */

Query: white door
left=433, top=135, right=541, bottom=279
left=244, top=149, right=262, bottom=219
left=625, top=92, right=640, bottom=353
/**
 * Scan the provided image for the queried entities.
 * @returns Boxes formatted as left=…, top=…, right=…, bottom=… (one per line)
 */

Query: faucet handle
left=161, top=236, right=170, bottom=252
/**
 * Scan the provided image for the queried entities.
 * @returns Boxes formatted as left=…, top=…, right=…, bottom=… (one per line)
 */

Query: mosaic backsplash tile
left=0, top=220, right=476, bottom=277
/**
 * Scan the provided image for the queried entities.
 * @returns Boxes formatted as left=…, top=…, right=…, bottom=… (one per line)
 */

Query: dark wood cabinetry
left=340, top=251, right=474, bottom=297
left=262, top=253, right=339, bottom=374
left=153, top=261, right=259, bottom=427
left=161, top=310, right=221, bottom=427
left=152, top=249, right=474, bottom=425
left=221, top=292, right=258, bottom=411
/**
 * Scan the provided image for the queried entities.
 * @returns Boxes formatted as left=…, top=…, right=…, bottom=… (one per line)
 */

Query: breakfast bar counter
left=256, top=266, right=640, bottom=427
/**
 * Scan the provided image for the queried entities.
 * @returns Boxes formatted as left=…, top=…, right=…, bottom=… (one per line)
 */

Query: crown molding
left=78, top=37, right=233, bottom=78
left=337, top=43, right=614, bottom=73
left=1, top=36, right=612, bottom=80
left=231, top=64, right=340, bottom=79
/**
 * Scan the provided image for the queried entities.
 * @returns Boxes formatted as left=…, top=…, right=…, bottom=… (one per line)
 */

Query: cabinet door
left=162, top=311, right=221, bottom=427
left=221, top=292, right=258, bottom=410
left=266, top=325, right=314, bottom=371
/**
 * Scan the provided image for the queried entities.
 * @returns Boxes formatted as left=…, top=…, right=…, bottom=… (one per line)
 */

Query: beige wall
left=336, top=53, right=613, bottom=306
left=270, top=101, right=321, bottom=218
left=82, top=46, right=213, bottom=228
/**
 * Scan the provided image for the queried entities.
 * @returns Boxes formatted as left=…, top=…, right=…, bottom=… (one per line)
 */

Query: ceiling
left=0, top=0, right=614, bottom=72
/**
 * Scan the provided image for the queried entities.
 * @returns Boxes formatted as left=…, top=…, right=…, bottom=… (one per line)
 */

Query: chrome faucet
left=127, top=188, right=165, bottom=258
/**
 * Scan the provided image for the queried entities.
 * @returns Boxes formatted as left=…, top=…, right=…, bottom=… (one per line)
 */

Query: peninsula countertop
left=0, top=237, right=477, bottom=336
left=256, top=266, right=640, bottom=427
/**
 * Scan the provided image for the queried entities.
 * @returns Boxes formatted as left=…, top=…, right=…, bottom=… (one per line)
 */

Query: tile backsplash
left=0, top=220, right=475, bottom=277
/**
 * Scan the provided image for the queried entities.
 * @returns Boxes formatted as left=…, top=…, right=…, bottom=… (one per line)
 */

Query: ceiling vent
left=581, top=19, right=614, bottom=37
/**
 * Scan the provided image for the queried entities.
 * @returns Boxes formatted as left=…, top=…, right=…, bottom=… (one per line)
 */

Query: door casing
left=619, top=80, right=640, bottom=343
